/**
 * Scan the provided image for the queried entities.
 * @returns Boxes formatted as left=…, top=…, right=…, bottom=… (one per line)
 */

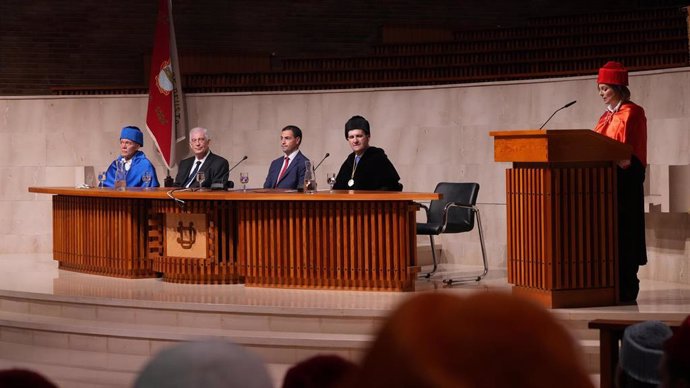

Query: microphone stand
left=313, top=153, right=330, bottom=172
left=211, top=156, right=247, bottom=190
left=539, top=100, right=577, bottom=130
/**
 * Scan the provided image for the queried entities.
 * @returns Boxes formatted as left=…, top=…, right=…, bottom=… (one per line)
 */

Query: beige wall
left=3, top=68, right=688, bottom=283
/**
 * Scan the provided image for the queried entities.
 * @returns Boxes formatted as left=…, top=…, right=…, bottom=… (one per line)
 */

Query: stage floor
left=2, top=254, right=689, bottom=314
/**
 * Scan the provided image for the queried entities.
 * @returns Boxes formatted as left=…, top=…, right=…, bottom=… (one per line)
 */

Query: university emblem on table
left=165, top=213, right=207, bottom=259
left=176, top=221, right=196, bottom=249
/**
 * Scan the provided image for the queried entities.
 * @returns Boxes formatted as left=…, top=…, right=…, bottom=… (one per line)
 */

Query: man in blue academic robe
left=103, top=126, right=160, bottom=188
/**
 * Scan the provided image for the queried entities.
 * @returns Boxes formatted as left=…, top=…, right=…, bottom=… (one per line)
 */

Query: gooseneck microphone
left=538, top=100, right=577, bottom=130
left=211, top=155, right=247, bottom=190
left=229, top=155, right=248, bottom=173
left=313, top=153, right=330, bottom=171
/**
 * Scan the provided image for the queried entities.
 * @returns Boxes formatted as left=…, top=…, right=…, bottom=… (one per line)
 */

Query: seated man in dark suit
left=333, top=115, right=402, bottom=191
left=263, top=125, right=310, bottom=189
left=173, top=127, right=230, bottom=189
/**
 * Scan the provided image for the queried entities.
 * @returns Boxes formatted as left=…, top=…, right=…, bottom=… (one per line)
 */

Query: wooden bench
left=588, top=319, right=682, bottom=388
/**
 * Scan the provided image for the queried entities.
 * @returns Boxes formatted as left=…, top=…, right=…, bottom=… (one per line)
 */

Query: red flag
left=146, top=0, right=186, bottom=170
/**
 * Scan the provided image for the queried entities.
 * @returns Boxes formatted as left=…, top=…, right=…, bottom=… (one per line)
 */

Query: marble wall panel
left=0, top=234, right=51, bottom=254
left=0, top=167, right=46, bottom=200
left=0, top=132, right=47, bottom=167
left=0, top=98, right=48, bottom=134
left=0, top=200, right=52, bottom=236
left=647, top=118, right=690, bottom=166
left=634, top=69, right=689, bottom=119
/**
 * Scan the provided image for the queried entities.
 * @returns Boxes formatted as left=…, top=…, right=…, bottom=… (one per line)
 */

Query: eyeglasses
left=190, top=138, right=208, bottom=144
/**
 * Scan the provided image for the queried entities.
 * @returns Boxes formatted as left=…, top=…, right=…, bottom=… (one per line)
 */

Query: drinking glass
left=196, top=170, right=206, bottom=190
left=326, top=172, right=336, bottom=191
left=97, top=171, right=107, bottom=188
left=142, top=171, right=152, bottom=189
left=239, top=172, right=249, bottom=191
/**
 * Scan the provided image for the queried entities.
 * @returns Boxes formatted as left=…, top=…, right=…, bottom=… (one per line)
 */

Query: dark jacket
left=333, top=146, right=402, bottom=191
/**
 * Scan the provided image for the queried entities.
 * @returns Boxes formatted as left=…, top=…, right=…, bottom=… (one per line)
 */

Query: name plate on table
left=165, top=213, right=208, bottom=259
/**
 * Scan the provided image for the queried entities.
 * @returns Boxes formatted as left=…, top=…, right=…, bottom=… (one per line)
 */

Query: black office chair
left=416, top=182, right=488, bottom=285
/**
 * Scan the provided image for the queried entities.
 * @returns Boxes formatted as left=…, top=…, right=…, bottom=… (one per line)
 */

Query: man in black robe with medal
left=333, top=115, right=402, bottom=191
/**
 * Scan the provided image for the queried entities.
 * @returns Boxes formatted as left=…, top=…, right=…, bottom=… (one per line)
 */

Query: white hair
left=189, top=127, right=211, bottom=140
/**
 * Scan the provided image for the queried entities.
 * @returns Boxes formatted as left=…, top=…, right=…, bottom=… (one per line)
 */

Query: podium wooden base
left=491, top=129, right=632, bottom=309
left=512, top=285, right=616, bottom=308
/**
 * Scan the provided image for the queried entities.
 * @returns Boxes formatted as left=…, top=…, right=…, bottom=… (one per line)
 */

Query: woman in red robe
left=593, top=61, right=648, bottom=303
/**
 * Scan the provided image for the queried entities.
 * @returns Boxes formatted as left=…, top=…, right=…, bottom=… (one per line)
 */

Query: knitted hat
left=597, top=61, right=628, bottom=86
left=120, top=126, right=144, bottom=146
left=619, top=320, right=673, bottom=384
left=133, top=340, right=273, bottom=388
left=344, top=115, right=370, bottom=138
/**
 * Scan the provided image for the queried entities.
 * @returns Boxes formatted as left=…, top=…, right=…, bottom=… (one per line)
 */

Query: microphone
left=229, top=155, right=248, bottom=173
left=313, top=153, right=330, bottom=171
left=211, top=155, right=247, bottom=190
left=538, top=100, right=577, bottom=130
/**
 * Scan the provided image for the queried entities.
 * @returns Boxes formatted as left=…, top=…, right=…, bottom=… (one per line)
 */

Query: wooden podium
left=490, top=130, right=632, bottom=308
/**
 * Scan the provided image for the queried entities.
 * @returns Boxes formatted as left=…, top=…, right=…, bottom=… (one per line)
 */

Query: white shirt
left=282, top=150, right=300, bottom=169
left=185, top=151, right=210, bottom=188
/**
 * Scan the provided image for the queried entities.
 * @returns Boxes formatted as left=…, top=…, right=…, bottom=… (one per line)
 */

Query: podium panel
left=491, top=130, right=631, bottom=308
left=506, top=163, right=618, bottom=307
left=52, top=196, right=155, bottom=278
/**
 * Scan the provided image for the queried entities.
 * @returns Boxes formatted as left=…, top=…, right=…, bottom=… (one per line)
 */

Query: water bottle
left=115, top=159, right=126, bottom=190
left=303, top=160, right=317, bottom=193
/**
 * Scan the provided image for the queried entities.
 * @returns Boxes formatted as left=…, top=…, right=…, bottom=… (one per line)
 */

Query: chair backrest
left=428, top=182, right=480, bottom=233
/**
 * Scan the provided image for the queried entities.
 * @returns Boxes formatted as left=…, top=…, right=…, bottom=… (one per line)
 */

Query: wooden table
left=29, top=187, right=439, bottom=291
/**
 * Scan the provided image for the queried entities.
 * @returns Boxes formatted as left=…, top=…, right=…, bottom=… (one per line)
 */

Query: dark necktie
left=184, top=161, right=202, bottom=187
left=275, top=156, right=289, bottom=188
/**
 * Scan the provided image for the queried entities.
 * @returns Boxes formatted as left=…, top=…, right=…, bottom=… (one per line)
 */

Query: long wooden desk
left=29, top=187, right=439, bottom=291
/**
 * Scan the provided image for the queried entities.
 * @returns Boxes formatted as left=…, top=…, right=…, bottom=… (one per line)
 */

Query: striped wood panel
left=506, top=165, right=617, bottom=291
left=52, top=195, right=155, bottom=278
left=147, top=200, right=240, bottom=284
left=238, top=200, right=420, bottom=291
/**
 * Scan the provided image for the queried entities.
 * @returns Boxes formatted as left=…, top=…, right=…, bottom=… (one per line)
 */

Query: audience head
left=189, top=127, right=211, bottom=158
left=661, top=315, right=690, bottom=388
left=133, top=340, right=273, bottom=388
left=280, top=125, right=302, bottom=155
left=349, top=292, right=593, bottom=388
left=617, top=320, right=673, bottom=387
left=282, top=354, right=357, bottom=388
left=0, top=368, right=58, bottom=388
left=120, top=125, right=143, bottom=159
